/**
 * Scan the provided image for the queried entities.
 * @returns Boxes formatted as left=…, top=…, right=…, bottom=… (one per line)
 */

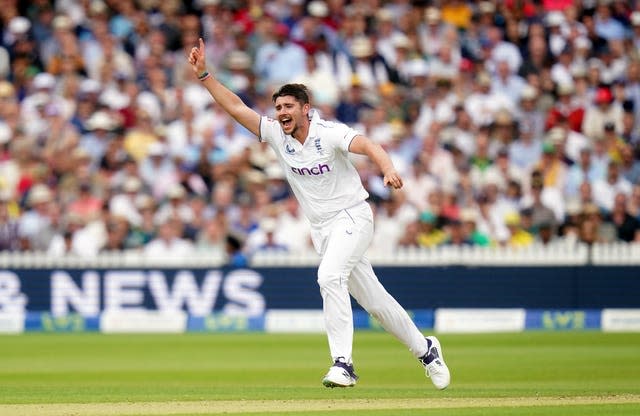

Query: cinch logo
left=291, top=163, right=331, bottom=176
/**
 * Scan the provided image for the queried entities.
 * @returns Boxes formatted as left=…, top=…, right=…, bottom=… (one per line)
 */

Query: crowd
left=1, top=0, right=640, bottom=263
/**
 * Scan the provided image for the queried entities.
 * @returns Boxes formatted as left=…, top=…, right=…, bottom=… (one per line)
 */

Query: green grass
left=0, top=331, right=639, bottom=415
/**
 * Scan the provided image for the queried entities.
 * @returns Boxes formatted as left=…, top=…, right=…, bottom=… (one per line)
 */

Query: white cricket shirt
left=259, top=110, right=369, bottom=226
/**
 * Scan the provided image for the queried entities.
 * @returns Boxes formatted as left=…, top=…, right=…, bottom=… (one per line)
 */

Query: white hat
left=245, top=169, right=267, bottom=184
left=167, top=184, right=186, bottom=199
left=265, top=163, right=285, bottom=180
left=570, top=63, right=587, bottom=78
left=0, top=81, right=15, bottom=97
left=86, top=111, right=115, bottom=130
left=147, top=142, right=165, bottom=157
left=520, top=85, right=538, bottom=100
left=424, top=7, right=441, bottom=23
left=226, top=51, right=251, bottom=70
left=71, top=147, right=91, bottom=161
left=632, top=11, right=640, bottom=26
left=557, top=82, right=575, bottom=95
left=33, top=73, right=56, bottom=90
left=546, top=11, right=565, bottom=27
left=350, top=36, right=373, bottom=58
left=405, top=59, right=429, bottom=78
left=80, top=79, right=102, bottom=95
left=391, top=33, right=411, bottom=49
left=52, top=15, right=73, bottom=31
left=122, top=177, right=142, bottom=192
left=28, top=184, right=52, bottom=205
left=376, top=9, right=393, bottom=22
left=8, top=16, right=30, bottom=35
left=135, top=194, right=155, bottom=210
left=460, top=208, right=478, bottom=223
left=90, top=0, right=108, bottom=15
left=99, top=90, right=130, bottom=110
left=574, top=36, right=591, bottom=50
left=260, top=217, right=277, bottom=233
left=0, top=123, right=12, bottom=145
left=307, top=0, right=329, bottom=17
left=546, top=127, right=566, bottom=144
left=478, top=1, right=496, bottom=13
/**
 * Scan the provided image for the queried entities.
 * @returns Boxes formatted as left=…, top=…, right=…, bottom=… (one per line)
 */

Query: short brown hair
left=271, top=83, right=311, bottom=105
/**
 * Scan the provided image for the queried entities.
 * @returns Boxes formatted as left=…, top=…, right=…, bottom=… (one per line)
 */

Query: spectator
left=592, top=161, right=633, bottom=213
left=335, top=75, right=374, bottom=125
left=225, top=232, right=249, bottom=267
left=565, top=146, right=605, bottom=199
left=504, top=211, right=534, bottom=248
left=67, top=181, right=103, bottom=224
left=0, top=193, right=20, bottom=251
left=196, top=217, right=227, bottom=258
left=582, top=86, right=623, bottom=142
left=443, top=218, right=473, bottom=246
left=578, top=203, right=616, bottom=244
left=522, top=177, right=558, bottom=235
left=606, top=192, right=640, bottom=243
left=416, top=211, right=447, bottom=248
left=0, top=3, right=639, bottom=257
left=254, top=22, right=307, bottom=91
left=248, top=217, right=289, bottom=254
left=143, top=217, right=194, bottom=259
left=459, top=208, right=491, bottom=246
left=18, top=184, right=57, bottom=251
left=125, top=194, right=157, bottom=249
left=536, top=222, right=563, bottom=246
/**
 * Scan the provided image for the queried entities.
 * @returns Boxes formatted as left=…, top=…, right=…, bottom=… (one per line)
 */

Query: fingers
left=384, top=174, right=403, bottom=189
left=199, top=37, right=205, bottom=55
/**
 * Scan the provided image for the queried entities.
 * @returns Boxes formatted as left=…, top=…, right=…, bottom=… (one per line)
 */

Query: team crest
left=285, top=143, right=296, bottom=154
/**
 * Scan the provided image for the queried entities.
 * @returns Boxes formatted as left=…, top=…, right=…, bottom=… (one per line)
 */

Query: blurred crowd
left=1, top=0, right=640, bottom=264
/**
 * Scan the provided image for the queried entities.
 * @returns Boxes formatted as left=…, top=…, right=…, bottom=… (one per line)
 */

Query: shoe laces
left=333, top=360, right=358, bottom=380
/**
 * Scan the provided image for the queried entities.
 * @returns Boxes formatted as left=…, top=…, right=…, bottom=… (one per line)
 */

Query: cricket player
left=188, top=38, right=450, bottom=389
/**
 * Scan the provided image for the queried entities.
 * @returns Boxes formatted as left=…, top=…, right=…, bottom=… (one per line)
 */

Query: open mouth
left=280, top=117, right=293, bottom=130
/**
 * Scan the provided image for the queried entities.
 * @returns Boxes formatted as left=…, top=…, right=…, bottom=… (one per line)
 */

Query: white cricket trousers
left=310, top=201, right=429, bottom=364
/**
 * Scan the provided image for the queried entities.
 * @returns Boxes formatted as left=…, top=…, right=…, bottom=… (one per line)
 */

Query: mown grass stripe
left=1, top=395, right=639, bottom=416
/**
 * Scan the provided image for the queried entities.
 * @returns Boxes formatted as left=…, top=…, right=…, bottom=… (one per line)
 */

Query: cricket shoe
left=419, top=336, right=450, bottom=390
left=322, top=359, right=358, bottom=388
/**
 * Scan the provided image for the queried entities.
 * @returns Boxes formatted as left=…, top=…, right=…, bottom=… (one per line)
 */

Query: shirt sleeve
left=329, top=122, right=360, bottom=153
left=259, top=116, right=279, bottom=143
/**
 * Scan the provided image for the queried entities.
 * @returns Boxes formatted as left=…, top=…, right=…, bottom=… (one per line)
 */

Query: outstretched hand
left=188, top=38, right=206, bottom=75
left=383, top=171, right=403, bottom=189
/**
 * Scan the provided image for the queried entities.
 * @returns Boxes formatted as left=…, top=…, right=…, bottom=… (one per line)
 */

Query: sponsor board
left=101, top=309, right=188, bottom=333
left=435, top=308, right=526, bottom=333
left=265, top=310, right=325, bottom=333
left=24, top=312, right=100, bottom=332
left=602, top=309, right=640, bottom=332
left=187, top=314, right=265, bottom=332
left=525, top=310, right=601, bottom=330
left=0, top=312, right=24, bottom=334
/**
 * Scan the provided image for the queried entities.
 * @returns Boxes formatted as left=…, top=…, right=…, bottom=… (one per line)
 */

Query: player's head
left=271, top=83, right=311, bottom=106
left=272, top=84, right=311, bottom=137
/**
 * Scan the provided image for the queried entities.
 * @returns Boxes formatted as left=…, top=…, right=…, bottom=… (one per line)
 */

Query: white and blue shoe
left=419, top=336, right=450, bottom=390
left=322, top=358, right=358, bottom=388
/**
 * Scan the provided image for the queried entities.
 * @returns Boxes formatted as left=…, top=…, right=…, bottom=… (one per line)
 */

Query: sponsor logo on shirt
left=314, top=137, right=323, bottom=154
left=291, top=163, right=331, bottom=176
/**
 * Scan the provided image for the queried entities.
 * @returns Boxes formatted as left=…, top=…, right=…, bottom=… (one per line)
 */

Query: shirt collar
left=308, top=109, right=319, bottom=139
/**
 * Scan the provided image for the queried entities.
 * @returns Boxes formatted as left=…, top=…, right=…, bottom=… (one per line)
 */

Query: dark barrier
left=1, top=266, right=639, bottom=316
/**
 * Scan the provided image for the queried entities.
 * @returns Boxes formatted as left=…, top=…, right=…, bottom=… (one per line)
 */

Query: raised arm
left=188, top=38, right=261, bottom=136
left=348, top=134, right=403, bottom=189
